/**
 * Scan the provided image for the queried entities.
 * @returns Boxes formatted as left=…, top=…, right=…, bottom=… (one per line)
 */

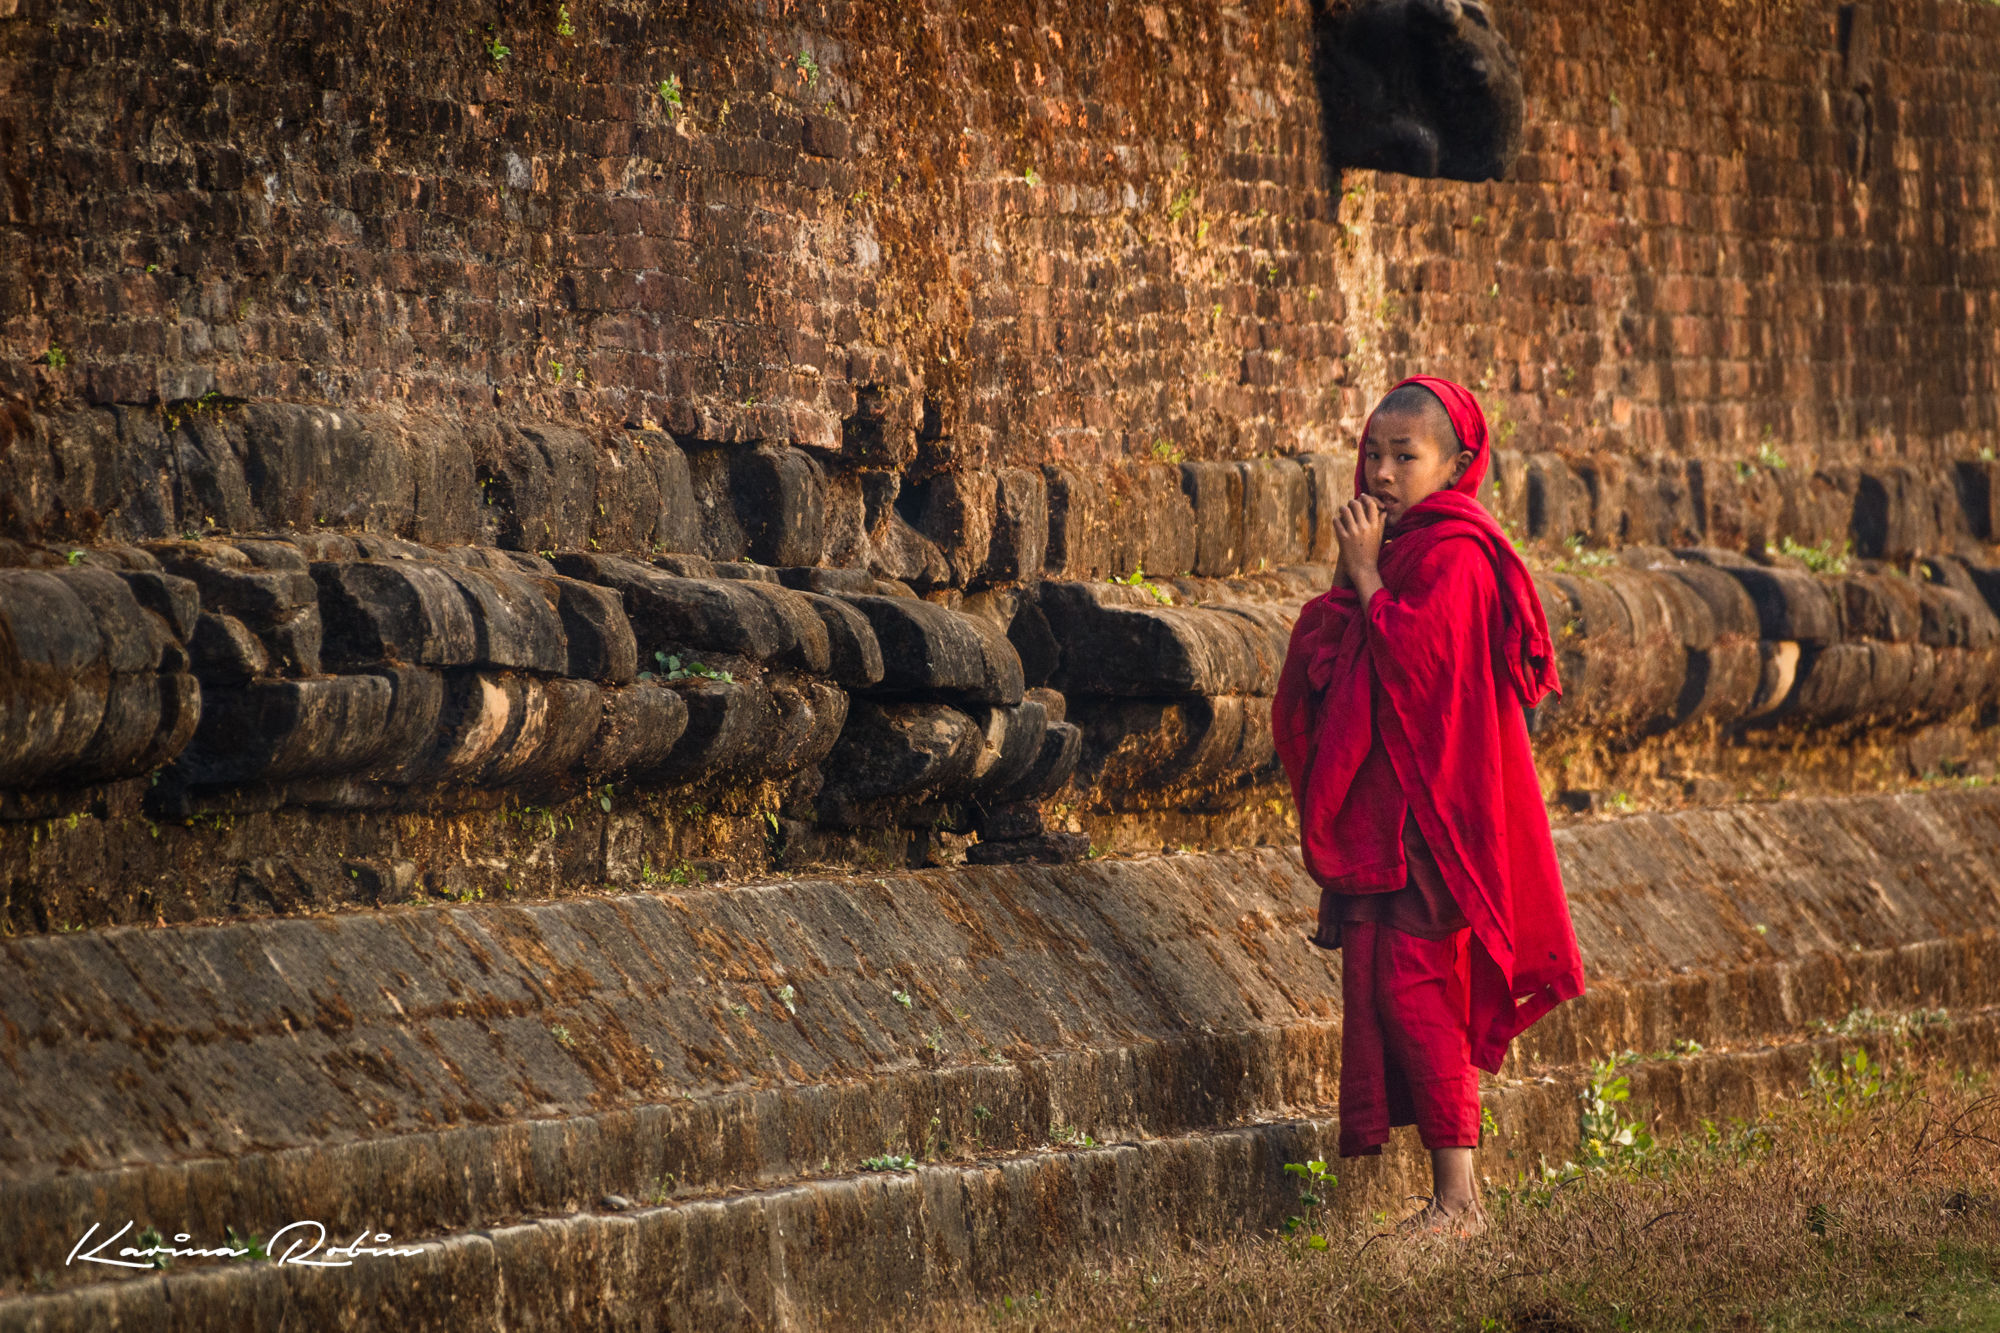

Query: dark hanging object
left=1313, top=0, right=1526, bottom=183
left=1838, top=3, right=1876, bottom=178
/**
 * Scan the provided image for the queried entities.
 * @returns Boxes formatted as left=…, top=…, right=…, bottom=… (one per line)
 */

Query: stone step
left=5, top=790, right=2000, bottom=1300
left=6, top=1015, right=1997, bottom=1330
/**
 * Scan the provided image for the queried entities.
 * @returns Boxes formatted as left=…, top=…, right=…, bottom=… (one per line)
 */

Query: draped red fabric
left=1274, top=376, right=1584, bottom=1071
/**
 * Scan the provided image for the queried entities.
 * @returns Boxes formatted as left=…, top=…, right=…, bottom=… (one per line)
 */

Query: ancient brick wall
left=4, top=0, right=2000, bottom=929
left=3, top=0, right=1995, bottom=475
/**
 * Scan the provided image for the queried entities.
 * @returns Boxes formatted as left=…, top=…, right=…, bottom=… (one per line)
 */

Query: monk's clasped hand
left=1333, top=493, right=1387, bottom=580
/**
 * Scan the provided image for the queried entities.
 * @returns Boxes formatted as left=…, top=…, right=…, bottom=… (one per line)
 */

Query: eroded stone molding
left=9, top=402, right=2000, bottom=910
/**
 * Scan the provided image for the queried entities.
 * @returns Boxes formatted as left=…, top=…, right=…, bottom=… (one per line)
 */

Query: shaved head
left=1371, top=382, right=1462, bottom=449
left=1361, top=382, right=1477, bottom=524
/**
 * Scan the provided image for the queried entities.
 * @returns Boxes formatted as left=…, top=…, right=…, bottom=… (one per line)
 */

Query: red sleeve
left=1274, top=589, right=1360, bottom=805
left=1363, top=536, right=1499, bottom=692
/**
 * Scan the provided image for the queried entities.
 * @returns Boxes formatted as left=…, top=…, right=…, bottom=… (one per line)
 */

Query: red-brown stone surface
left=2, top=0, right=1995, bottom=473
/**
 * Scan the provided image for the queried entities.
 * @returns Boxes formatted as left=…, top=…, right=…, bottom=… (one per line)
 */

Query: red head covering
left=1354, top=374, right=1492, bottom=500
left=1274, top=375, right=1581, bottom=1071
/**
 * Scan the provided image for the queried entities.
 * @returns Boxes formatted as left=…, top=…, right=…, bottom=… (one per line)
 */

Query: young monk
left=1274, top=375, right=1586, bottom=1232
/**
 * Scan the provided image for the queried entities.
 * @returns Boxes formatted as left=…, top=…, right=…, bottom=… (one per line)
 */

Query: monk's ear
left=1450, top=449, right=1475, bottom=482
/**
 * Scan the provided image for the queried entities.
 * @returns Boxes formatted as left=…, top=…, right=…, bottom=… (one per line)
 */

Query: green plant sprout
left=1578, top=1057, right=1656, bottom=1170
left=134, top=1227, right=171, bottom=1269
left=658, top=74, right=683, bottom=115
left=555, top=4, right=575, bottom=37
left=637, top=651, right=732, bottom=683
left=225, top=1226, right=270, bottom=1262
left=1109, top=564, right=1173, bottom=605
left=795, top=49, right=821, bottom=83
left=40, top=346, right=69, bottom=369
left=1281, top=1159, right=1337, bottom=1250
left=862, top=1153, right=917, bottom=1171
left=1023, top=165, right=1041, bottom=187
left=483, top=33, right=510, bottom=64
left=892, top=988, right=914, bottom=1008
left=777, top=984, right=797, bottom=1015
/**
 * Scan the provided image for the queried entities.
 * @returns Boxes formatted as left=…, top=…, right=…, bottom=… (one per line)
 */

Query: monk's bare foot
left=1396, top=1196, right=1486, bottom=1241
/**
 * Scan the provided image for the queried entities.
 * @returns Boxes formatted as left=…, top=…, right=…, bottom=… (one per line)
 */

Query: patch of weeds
left=777, top=983, right=797, bottom=1015
left=225, top=1226, right=270, bottom=1262
left=549, top=1024, right=576, bottom=1050
left=658, top=74, right=684, bottom=115
left=1049, top=1124, right=1098, bottom=1148
left=506, top=804, right=566, bottom=841
left=1108, top=564, right=1173, bottom=605
left=637, top=651, right=732, bottom=683
left=1553, top=534, right=1616, bottom=574
left=134, top=1227, right=171, bottom=1269
left=159, top=388, right=240, bottom=432
left=1150, top=440, right=1184, bottom=464
left=554, top=4, right=575, bottom=37
left=1807, top=1045, right=1899, bottom=1114
left=1812, top=1006, right=1950, bottom=1040
left=1737, top=442, right=1788, bottom=480
left=38, top=346, right=69, bottom=369
left=893, top=988, right=915, bottom=1009
left=862, top=1153, right=918, bottom=1172
left=794, top=49, right=822, bottom=83
left=1166, top=187, right=1195, bottom=222
left=1772, top=535, right=1851, bottom=575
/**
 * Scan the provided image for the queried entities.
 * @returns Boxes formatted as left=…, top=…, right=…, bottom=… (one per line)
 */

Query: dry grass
left=898, top=1051, right=2000, bottom=1333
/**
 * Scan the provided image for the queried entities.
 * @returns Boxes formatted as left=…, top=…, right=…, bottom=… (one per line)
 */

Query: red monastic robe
left=1274, top=376, right=1586, bottom=1152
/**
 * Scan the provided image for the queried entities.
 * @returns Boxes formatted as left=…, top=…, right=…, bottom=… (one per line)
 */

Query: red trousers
left=1337, top=921, right=1482, bottom=1157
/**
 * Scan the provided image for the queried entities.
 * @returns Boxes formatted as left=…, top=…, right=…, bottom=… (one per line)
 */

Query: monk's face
left=1361, top=410, right=1473, bottom=529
